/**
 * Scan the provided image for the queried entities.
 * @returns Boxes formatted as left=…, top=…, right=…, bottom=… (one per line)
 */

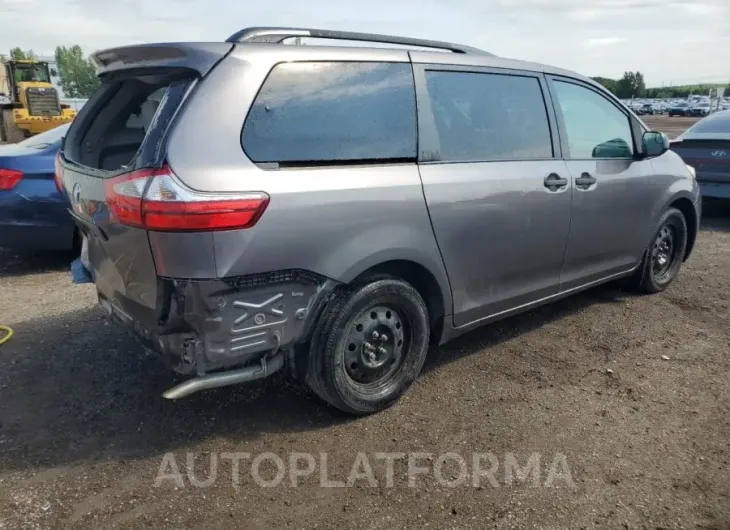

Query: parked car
left=671, top=109, right=730, bottom=199
left=0, top=123, right=76, bottom=251
left=669, top=102, right=691, bottom=117
left=636, top=103, right=655, bottom=116
left=689, top=102, right=711, bottom=117
left=57, top=27, right=701, bottom=414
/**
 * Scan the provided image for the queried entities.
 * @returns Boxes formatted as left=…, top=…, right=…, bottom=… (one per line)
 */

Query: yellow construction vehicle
left=0, top=60, right=76, bottom=143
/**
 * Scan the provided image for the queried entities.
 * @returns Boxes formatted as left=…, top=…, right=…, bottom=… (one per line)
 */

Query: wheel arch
left=348, top=258, right=450, bottom=345
left=668, top=195, right=698, bottom=261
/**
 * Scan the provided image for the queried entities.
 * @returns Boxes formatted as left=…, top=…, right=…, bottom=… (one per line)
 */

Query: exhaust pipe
left=162, top=352, right=285, bottom=400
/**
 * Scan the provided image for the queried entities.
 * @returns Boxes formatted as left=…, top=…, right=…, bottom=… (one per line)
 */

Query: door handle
left=544, top=173, right=568, bottom=191
left=575, top=172, right=597, bottom=189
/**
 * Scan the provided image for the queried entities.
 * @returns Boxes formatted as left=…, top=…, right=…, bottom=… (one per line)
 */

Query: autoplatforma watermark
left=154, top=451, right=575, bottom=490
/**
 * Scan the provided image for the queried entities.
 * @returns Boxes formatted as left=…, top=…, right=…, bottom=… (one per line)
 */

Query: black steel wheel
left=632, top=207, right=688, bottom=294
left=306, top=277, right=430, bottom=414
left=651, top=223, right=677, bottom=283
left=343, top=305, right=407, bottom=389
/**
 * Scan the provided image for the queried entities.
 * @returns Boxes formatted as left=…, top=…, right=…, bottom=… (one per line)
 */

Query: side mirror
left=642, top=131, right=669, bottom=158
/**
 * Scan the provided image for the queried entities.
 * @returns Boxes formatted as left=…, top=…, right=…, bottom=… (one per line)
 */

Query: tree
left=54, top=45, right=99, bottom=98
left=591, top=76, right=618, bottom=95
left=1, top=48, right=36, bottom=63
left=615, top=71, right=646, bottom=99
left=9, top=47, right=37, bottom=61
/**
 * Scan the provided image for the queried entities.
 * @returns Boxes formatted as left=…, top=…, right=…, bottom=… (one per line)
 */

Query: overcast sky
left=1, top=0, right=728, bottom=86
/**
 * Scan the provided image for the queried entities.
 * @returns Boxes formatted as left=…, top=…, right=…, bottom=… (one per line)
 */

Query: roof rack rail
left=225, top=27, right=492, bottom=56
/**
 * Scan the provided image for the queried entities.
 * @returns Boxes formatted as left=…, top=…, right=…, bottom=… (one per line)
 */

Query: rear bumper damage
left=96, top=269, right=339, bottom=397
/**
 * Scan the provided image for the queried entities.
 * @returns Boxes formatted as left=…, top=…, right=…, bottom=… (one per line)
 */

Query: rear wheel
left=306, top=277, right=430, bottom=414
left=630, top=207, right=687, bottom=293
left=2, top=110, right=25, bottom=144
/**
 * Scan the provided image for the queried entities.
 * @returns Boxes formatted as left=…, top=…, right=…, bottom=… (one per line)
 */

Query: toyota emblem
left=710, top=150, right=727, bottom=157
left=72, top=182, right=81, bottom=202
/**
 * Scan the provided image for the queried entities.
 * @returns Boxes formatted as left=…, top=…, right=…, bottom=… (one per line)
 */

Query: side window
left=242, top=62, right=416, bottom=165
left=424, top=71, right=553, bottom=162
left=552, top=80, right=633, bottom=159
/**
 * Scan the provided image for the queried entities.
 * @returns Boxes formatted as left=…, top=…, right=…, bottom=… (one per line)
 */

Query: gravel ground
left=0, top=116, right=729, bottom=529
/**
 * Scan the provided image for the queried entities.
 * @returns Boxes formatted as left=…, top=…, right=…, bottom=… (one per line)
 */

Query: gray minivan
left=57, top=27, right=701, bottom=414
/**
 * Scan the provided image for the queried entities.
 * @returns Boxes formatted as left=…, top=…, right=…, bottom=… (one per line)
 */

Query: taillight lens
left=0, top=169, right=23, bottom=191
left=104, top=165, right=269, bottom=232
left=54, top=152, right=64, bottom=192
left=104, top=167, right=152, bottom=228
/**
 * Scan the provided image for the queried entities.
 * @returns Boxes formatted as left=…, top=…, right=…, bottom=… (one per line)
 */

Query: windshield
left=17, top=123, right=70, bottom=149
left=13, top=63, right=51, bottom=83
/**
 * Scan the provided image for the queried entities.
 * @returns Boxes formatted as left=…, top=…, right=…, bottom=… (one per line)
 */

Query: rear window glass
left=64, top=74, right=193, bottom=172
left=242, top=62, right=416, bottom=165
left=687, top=111, right=730, bottom=133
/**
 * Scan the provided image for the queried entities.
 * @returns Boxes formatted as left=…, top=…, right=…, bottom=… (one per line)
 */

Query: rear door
left=413, top=62, right=572, bottom=327
left=56, top=43, right=231, bottom=323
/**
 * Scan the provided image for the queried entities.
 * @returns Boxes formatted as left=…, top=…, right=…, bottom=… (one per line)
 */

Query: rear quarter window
left=241, top=62, right=417, bottom=165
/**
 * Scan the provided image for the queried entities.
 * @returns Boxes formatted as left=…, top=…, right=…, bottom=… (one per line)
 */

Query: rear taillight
left=54, top=152, right=64, bottom=193
left=0, top=169, right=23, bottom=191
left=104, top=165, right=269, bottom=232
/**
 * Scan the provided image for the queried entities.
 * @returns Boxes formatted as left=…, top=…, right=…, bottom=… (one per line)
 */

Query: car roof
left=92, top=26, right=613, bottom=100
left=232, top=41, right=609, bottom=97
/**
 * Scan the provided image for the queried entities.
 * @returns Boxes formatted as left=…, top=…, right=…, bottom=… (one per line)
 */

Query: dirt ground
left=0, top=116, right=729, bottom=529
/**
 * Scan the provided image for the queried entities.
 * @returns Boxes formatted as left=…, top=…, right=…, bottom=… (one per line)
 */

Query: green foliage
left=591, top=72, right=646, bottom=98
left=591, top=76, right=618, bottom=94
left=54, top=45, right=99, bottom=98
left=615, top=71, right=646, bottom=98
left=1, top=48, right=37, bottom=63
left=593, top=71, right=726, bottom=99
left=644, top=83, right=727, bottom=98
left=9, top=47, right=37, bottom=61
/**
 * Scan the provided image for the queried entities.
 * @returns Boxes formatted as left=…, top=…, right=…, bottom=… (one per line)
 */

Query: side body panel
left=418, top=160, right=572, bottom=326
left=165, top=45, right=454, bottom=319
left=559, top=156, right=654, bottom=288
left=649, top=150, right=703, bottom=222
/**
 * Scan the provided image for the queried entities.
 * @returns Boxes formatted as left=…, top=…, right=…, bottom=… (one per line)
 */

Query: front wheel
left=306, top=277, right=430, bottom=414
left=630, top=207, right=688, bottom=294
left=2, top=110, right=26, bottom=144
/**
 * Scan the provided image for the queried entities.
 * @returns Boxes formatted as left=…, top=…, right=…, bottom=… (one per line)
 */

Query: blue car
left=0, top=124, right=77, bottom=251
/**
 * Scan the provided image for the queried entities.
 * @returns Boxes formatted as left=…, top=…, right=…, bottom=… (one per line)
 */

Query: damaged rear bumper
left=97, top=269, right=339, bottom=379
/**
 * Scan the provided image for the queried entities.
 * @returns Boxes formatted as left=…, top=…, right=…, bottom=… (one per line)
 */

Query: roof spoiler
left=90, top=42, right=234, bottom=76
left=226, top=26, right=493, bottom=56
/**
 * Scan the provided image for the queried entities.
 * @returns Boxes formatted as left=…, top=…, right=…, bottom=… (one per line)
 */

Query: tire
left=306, top=277, right=430, bottom=414
left=2, top=110, right=25, bottom=144
left=630, top=208, right=688, bottom=294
